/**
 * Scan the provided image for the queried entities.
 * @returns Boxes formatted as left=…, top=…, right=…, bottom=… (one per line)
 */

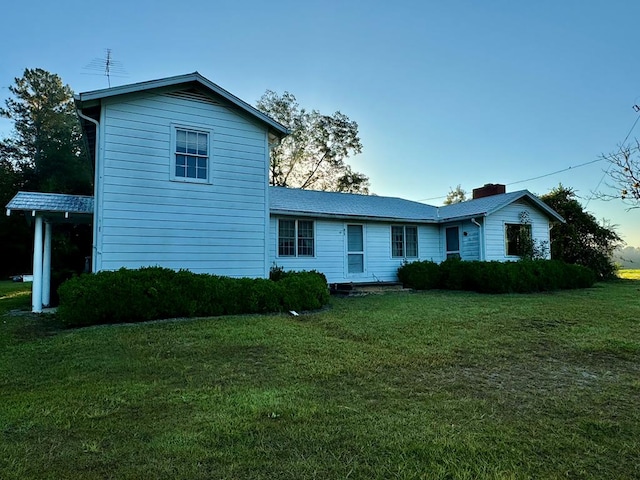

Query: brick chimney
left=472, top=183, right=506, bottom=199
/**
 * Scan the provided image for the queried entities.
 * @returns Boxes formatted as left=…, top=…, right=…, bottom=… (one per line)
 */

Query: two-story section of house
left=75, top=72, right=289, bottom=278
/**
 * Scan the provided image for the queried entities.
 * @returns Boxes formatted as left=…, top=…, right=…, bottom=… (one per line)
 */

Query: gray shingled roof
left=269, top=187, right=565, bottom=224
left=6, top=192, right=94, bottom=215
left=270, top=187, right=439, bottom=223
left=437, top=190, right=565, bottom=222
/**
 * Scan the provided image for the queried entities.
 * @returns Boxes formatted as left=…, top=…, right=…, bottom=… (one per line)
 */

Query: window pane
left=446, top=227, right=459, bottom=252
left=175, top=165, right=186, bottom=177
left=348, top=253, right=364, bottom=273
left=391, top=226, right=404, bottom=257
left=297, top=220, right=314, bottom=256
left=298, top=238, right=314, bottom=256
left=187, top=131, right=198, bottom=154
left=187, top=165, right=196, bottom=178
left=347, top=225, right=363, bottom=252
left=197, top=158, right=207, bottom=169
left=506, top=224, right=531, bottom=256
left=176, top=154, right=186, bottom=166
left=196, top=168, right=207, bottom=179
left=187, top=156, right=196, bottom=168
left=406, top=226, right=418, bottom=257
left=278, top=219, right=296, bottom=256
left=176, top=130, right=187, bottom=153
left=197, top=133, right=208, bottom=155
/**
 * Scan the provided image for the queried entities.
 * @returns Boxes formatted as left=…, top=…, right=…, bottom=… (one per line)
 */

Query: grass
left=618, top=268, right=640, bottom=280
left=1, top=279, right=639, bottom=479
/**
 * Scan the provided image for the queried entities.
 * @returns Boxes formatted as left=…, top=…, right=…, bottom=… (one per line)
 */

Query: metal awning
left=6, top=191, right=94, bottom=222
left=5, top=191, right=95, bottom=313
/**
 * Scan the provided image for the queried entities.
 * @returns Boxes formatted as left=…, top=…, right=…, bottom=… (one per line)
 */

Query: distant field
left=1, top=279, right=639, bottom=479
left=618, top=269, right=640, bottom=280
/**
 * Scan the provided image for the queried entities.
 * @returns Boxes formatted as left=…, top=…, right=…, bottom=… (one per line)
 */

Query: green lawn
left=619, top=268, right=640, bottom=280
left=1, top=279, right=639, bottom=479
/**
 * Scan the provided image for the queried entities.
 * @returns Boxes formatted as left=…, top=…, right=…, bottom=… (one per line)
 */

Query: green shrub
left=57, top=267, right=329, bottom=327
left=398, top=259, right=596, bottom=293
left=397, top=260, right=440, bottom=290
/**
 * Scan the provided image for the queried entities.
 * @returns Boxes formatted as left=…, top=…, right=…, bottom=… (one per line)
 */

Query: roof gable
left=438, top=190, right=565, bottom=223
left=74, top=72, right=289, bottom=138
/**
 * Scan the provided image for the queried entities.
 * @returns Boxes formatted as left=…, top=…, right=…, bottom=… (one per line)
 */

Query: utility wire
left=416, top=109, right=640, bottom=205
left=415, top=156, right=609, bottom=203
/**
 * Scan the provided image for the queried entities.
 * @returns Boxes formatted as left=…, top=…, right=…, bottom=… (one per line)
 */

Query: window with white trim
left=391, top=225, right=418, bottom=258
left=278, top=219, right=314, bottom=257
left=173, top=127, right=209, bottom=182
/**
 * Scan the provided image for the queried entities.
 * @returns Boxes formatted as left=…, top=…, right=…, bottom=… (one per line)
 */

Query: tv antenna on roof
left=82, top=48, right=128, bottom=87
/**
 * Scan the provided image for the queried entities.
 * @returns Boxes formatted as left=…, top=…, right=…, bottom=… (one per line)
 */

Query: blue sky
left=2, top=0, right=639, bottom=245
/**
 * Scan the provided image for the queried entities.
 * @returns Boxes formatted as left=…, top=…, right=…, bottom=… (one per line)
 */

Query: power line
left=415, top=155, right=609, bottom=203
left=415, top=107, right=640, bottom=205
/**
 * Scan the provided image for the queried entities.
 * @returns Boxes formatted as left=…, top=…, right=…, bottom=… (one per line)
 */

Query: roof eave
left=270, top=209, right=437, bottom=224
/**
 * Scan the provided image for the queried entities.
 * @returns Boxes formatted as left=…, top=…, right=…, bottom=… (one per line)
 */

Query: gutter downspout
left=76, top=109, right=100, bottom=273
left=471, top=217, right=484, bottom=261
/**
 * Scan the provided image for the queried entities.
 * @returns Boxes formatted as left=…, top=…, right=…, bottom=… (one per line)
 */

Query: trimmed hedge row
left=57, top=267, right=329, bottom=327
left=398, top=258, right=596, bottom=293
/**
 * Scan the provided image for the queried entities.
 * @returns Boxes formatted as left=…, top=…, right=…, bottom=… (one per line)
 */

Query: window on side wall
left=391, top=225, right=418, bottom=258
left=505, top=223, right=532, bottom=256
left=172, top=126, right=210, bottom=183
left=278, top=219, right=314, bottom=257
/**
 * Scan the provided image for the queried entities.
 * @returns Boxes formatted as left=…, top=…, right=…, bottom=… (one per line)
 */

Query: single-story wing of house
left=5, top=72, right=564, bottom=311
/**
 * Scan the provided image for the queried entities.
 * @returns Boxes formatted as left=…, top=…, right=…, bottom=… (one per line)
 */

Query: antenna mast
left=83, top=49, right=128, bottom=87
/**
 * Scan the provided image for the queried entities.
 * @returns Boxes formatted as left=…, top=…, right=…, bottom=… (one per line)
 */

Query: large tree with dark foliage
left=0, top=68, right=93, bottom=278
left=256, top=90, right=369, bottom=193
left=541, top=185, right=622, bottom=279
left=0, top=68, right=92, bottom=194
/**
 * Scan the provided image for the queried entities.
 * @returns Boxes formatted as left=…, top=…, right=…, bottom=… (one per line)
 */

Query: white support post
left=42, top=221, right=52, bottom=307
left=32, top=214, right=44, bottom=313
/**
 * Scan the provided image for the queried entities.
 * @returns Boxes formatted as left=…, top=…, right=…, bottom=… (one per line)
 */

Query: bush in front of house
left=398, top=258, right=596, bottom=293
left=57, top=267, right=329, bottom=327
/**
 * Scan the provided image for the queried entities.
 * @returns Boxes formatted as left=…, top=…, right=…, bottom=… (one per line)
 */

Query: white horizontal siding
left=484, top=199, right=551, bottom=261
left=95, top=90, right=269, bottom=278
left=268, top=217, right=440, bottom=283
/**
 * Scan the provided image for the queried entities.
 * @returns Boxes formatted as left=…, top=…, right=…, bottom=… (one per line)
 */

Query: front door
left=346, top=224, right=364, bottom=275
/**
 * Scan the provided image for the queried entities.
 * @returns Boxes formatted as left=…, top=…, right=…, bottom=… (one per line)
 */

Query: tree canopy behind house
left=541, top=185, right=622, bottom=279
left=256, top=90, right=370, bottom=194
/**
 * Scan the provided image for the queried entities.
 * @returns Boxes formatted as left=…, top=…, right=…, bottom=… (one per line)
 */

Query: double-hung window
left=173, top=126, right=209, bottom=182
left=391, top=226, right=418, bottom=258
left=278, top=219, right=314, bottom=257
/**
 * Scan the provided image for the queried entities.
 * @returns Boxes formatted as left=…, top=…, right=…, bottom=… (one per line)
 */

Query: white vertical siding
left=484, top=199, right=551, bottom=261
left=95, top=90, right=270, bottom=277
left=268, top=217, right=440, bottom=283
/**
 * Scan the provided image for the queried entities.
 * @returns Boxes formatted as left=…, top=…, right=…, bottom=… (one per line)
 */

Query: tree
left=256, top=90, right=369, bottom=193
left=443, top=184, right=467, bottom=205
left=0, top=68, right=93, bottom=278
left=0, top=68, right=92, bottom=195
left=601, top=140, right=640, bottom=208
left=541, top=185, right=623, bottom=279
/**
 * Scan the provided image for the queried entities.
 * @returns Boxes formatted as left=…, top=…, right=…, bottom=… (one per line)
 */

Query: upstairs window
left=505, top=223, right=532, bottom=256
left=173, top=127, right=209, bottom=182
left=391, top=225, right=418, bottom=258
left=278, top=219, right=314, bottom=257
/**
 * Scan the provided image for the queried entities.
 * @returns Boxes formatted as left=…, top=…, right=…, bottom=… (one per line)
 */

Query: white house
left=6, top=73, right=564, bottom=311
